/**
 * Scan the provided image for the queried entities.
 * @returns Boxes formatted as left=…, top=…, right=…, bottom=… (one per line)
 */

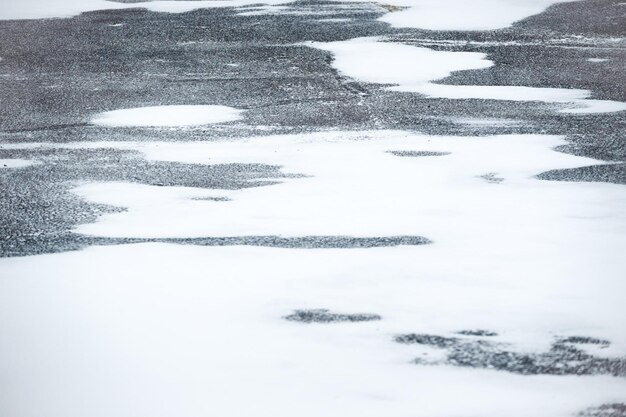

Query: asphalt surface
left=0, top=0, right=625, bottom=259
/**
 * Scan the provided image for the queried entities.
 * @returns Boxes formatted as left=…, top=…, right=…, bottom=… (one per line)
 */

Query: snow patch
left=237, top=3, right=380, bottom=16
left=317, top=18, right=352, bottom=22
left=64, top=130, right=620, bottom=240
left=0, top=159, right=36, bottom=169
left=1, top=242, right=626, bottom=417
left=335, top=0, right=582, bottom=31
left=2, top=130, right=626, bottom=416
left=307, top=37, right=493, bottom=85
left=310, top=38, right=626, bottom=114
left=91, top=105, right=244, bottom=127
left=455, top=118, right=525, bottom=127
left=0, top=0, right=293, bottom=21
left=0, top=0, right=582, bottom=29
left=561, top=100, right=626, bottom=114
left=394, top=83, right=590, bottom=102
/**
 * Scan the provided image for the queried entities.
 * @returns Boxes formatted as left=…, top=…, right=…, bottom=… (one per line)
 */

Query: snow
left=455, top=118, right=524, bottom=126
left=1, top=1, right=624, bottom=415
left=236, top=3, right=380, bottom=16
left=310, top=38, right=626, bottom=114
left=1, top=241, right=626, bottom=417
left=587, top=58, right=609, bottom=63
left=395, top=84, right=626, bottom=114
left=317, top=18, right=352, bottom=22
left=308, top=38, right=494, bottom=87
left=561, top=99, right=626, bottom=114
left=393, top=83, right=590, bottom=101
left=64, top=131, right=619, bottom=238
left=91, top=105, right=244, bottom=127
left=0, top=159, right=35, bottom=169
left=0, top=0, right=292, bottom=21
left=60, top=130, right=626, bottom=354
left=368, top=0, right=580, bottom=31
left=2, top=132, right=622, bottom=417
left=0, top=0, right=581, bottom=31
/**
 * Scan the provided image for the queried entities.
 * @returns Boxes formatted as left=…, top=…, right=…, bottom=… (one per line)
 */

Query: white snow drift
left=91, top=105, right=244, bottom=127
left=310, top=38, right=626, bottom=114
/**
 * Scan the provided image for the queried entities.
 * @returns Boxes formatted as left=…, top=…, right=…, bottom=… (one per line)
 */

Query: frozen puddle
left=309, top=38, right=626, bottom=114
left=91, top=105, right=244, bottom=127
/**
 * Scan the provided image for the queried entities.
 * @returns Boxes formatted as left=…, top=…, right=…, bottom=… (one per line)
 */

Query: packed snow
left=310, top=38, right=626, bottom=114
left=91, top=105, right=244, bottom=127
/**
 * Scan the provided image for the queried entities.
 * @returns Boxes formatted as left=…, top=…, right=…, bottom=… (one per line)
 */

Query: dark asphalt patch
left=0, top=0, right=623, bottom=152
left=177, top=235, right=431, bottom=248
left=0, top=147, right=297, bottom=189
left=578, top=403, right=626, bottom=417
left=0, top=234, right=431, bottom=258
left=284, top=309, right=382, bottom=323
left=387, top=150, right=451, bottom=157
left=0, top=146, right=297, bottom=256
left=479, top=173, right=504, bottom=184
left=0, top=146, right=431, bottom=257
left=561, top=336, right=611, bottom=346
left=537, top=163, right=626, bottom=185
left=395, top=333, right=626, bottom=376
left=456, top=330, right=498, bottom=337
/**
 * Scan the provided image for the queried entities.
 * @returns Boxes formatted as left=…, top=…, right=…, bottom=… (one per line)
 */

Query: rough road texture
left=1, top=0, right=625, bottom=257
left=395, top=333, right=626, bottom=376
left=284, top=309, right=382, bottom=323
left=1, top=2, right=625, bottom=417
